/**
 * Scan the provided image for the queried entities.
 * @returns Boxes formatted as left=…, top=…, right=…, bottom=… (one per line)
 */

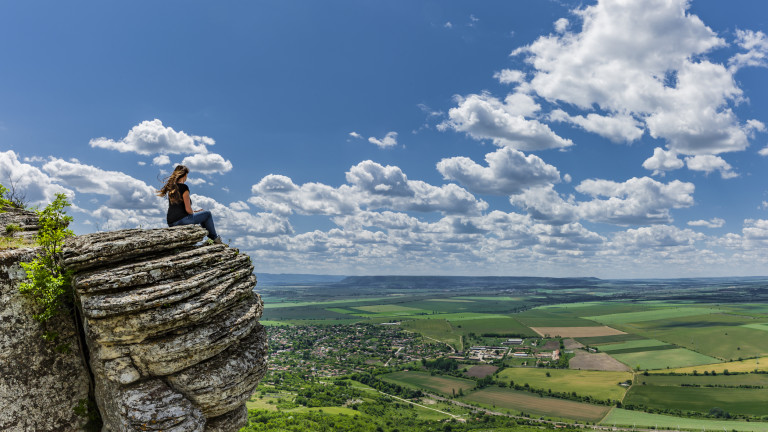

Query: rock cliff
left=0, top=217, right=267, bottom=431
left=64, top=225, right=267, bottom=431
left=0, top=211, right=90, bottom=431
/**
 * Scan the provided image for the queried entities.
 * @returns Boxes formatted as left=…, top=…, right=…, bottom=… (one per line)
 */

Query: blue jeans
left=170, top=210, right=219, bottom=240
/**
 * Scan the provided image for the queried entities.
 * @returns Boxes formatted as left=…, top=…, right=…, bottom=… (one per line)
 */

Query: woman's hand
left=194, top=208, right=204, bottom=213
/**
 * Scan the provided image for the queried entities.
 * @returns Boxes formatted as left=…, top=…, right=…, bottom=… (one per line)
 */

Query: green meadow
left=610, top=348, right=720, bottom=370
left=624, top=385, right=768, bottom=416
left=585, top=307, right=724, bottom=325
left=601, top=408, right=768, bottom=431
left=597, top=339, right=670, bottom=352
left=379, top=371, right=476, bottom=397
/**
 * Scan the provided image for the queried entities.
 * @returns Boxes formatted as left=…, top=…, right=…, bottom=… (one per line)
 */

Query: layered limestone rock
left=0, top=206, right=40, bottom=241
left=63, top=225, right=267, bottom=431
left=0, top=241, right=90, bottom=429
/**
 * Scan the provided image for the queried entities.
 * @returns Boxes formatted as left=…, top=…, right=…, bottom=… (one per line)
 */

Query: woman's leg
left=190, top=210, right=219, bottom=240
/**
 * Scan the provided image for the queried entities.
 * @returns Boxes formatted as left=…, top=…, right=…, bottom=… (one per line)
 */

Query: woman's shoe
left=213, top=236, right=223, bottom=244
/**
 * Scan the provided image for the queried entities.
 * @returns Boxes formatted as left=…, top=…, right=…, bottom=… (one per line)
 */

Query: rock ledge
left=64, top=225, right=267, bottom=431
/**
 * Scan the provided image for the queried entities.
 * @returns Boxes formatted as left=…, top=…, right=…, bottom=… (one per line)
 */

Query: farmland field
left=570, top=351, right=632, bottom=371
left=610, top=348, right=721, bottom=370
left=265, top=297, right=395, bottom=309
left=596, top=339, right=669, bottom=352
left=529, top=326, right=625, bottom=337
left=585, top=307, right=724, bottom=325
left=639, top=373, right=768, bottom=387
left=407, top=312, right=510, bottom=321
left=515, top=309, right=603, bottom=327
left=496, top=368, right=632, bottom=400
left=624, top=385, right=768, bottom=416
left=380, top=371, right=476, bottom=396
left=742, top=323, right=768, bottom=332
left=655, top=356, right=768, bottom=374
left=575, top=334, right=646, bottom=345
left=400, top=319, right=462, bottom=349
left=618, top=315, right=768, bottom=360
left=450, top=317, right=536, bottom=337
left=461, top=387, right=610, bottom=422
left=465, top=365, right=498, bottom=378
left=353, top=305, right=426, bottom=314
left=601, top=408, right=768, bottom=431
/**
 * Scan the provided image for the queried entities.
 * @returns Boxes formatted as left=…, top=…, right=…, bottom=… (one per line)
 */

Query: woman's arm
left=183, top=191, right=194, bottom=214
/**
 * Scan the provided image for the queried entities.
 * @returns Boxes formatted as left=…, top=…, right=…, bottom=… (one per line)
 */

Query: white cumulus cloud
left=510, top=0, right=762, bottom=156
left=437, top=147, right=560, bottom=195
left=152, top=155, right=171, bottom=166
left=549, top=109, right=644, bottom=143
left=89, top=119, right=213, bottom=156
left=181, top=153, right=233, bottom=174
left=368, top=131, right=398, bottom=148
left=42, top=158, right=162, bottom=210
left=439, top=92, right=572, bottom=151
left=642, top=147, right=684, bottom=176
left=684, top=155, right=737, bottom=179
left=688, top=218, right=725, bottom=228
left=0, top=150, right=74, bottom=206
left=493, top=69, right=525, bottom=85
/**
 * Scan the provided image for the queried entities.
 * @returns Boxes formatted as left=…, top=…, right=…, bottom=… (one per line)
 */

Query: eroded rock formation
left=0, top=207, right=40, bottom=241
left=0, top=213, right=90, bottom=431
left=63, top=225, right=267, bottom=431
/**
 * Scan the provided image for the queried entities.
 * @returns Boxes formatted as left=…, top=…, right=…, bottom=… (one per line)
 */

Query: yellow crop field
left=651, top=356, right=768, bottom=374
left=497, top=368, right=632, bottom=401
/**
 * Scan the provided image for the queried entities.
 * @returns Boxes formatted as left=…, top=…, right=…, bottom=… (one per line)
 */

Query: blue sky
left=2, top=0, right=768, bottom=278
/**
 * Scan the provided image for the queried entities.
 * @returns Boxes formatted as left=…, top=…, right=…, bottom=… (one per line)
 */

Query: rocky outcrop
left=63, top=225, right=267, bottom=431
left=0, top=247, right=90, bottom=430
left=0, top=206, right=40, bottom=241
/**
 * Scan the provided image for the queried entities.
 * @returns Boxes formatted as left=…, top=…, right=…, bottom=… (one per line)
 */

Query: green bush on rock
left=19, top=193, right=74, bottom=326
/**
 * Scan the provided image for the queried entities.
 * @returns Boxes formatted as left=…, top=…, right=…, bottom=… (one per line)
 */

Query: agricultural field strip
left=451, top=296, right=523, bottom=301
left=641, top=373, right=768, bottom=386
left=353, top=305, right=426, bottom=313
left=584, top=307, right=724, bottom=325
left=602, top=344, right=677, bottom=355
left=742, top=323, right=768, bottom=332
left=496, top=368, right=632, bottom=400
left=406, top=312, right=511, bottom=321
left=652, top=356, right=768, bottom=374
left=601, top=408, right=768, bottom=431
left=596, top=339, right=670, bottom=352
left=575, top=334, right=646, bottom=345
left=266, top=297, right=398, bottom=309
left=624, top=385, right=768, bottom=416
left=461, top=387, right=610, bottom=422
left=529, top=326, right=626, bottom=337
left=610, top=348, right=721, bottom=370
left=424, top=299, right=474, bottom=303
left=380, top=371, right=476, bottom=396
left=535, top=301, right=618, bottom=309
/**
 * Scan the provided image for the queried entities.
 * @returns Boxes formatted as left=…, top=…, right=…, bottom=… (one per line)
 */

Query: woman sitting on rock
left=157, top=164, right=222, bottom=244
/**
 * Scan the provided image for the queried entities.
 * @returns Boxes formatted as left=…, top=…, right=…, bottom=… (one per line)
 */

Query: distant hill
left=335, top=275, right=602, bottom=290
left=255, top=273, right=347, bottom=286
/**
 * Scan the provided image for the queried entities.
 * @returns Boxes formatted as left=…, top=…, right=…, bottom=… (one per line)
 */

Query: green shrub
left=5, top=223, right=21, bottom=234
left=18, top=193, right=74, bottom=327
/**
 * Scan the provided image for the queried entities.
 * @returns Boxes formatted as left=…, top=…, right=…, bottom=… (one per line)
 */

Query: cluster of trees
left=422, top=358, right=460, bottom=373
left=242, top=406, right=579, bottom=432
left=350, top=373, right=423, bottom=399
left=294, top=381, right=366, bottom=408
left=621, top=403, right=763, bottom=421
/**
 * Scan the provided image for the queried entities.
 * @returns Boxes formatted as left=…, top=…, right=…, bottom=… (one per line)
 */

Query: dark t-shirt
left=166, top=183, right=190, bottom=225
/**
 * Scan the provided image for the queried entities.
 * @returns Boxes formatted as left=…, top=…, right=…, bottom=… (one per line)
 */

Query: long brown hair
left=157, top=165, right=190, bottom=204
